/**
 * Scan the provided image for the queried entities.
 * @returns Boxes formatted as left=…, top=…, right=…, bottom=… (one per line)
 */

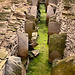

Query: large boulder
left=17, top=32, right=28, bottom=58
left=5, top=56, right=23, bottom=75
left=49, top=33, right=67, bottom=62
left=52, top=56, right=75, bottom=75
left=46, top=5, right=54, bottom=26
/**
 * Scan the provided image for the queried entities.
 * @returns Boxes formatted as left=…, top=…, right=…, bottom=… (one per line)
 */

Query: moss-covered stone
left=0, top=51, right=8, bottom=60
left=49, top=33, right=67, bottom=62
left=52, top=56, right=75, bottom=75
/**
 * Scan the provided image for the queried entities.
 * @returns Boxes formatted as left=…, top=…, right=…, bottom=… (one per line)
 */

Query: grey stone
left=5, top=56, right=22, bottom=75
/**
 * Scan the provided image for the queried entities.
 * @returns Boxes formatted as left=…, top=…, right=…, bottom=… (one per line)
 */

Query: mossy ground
left=27, top=4, right=52, bottom=75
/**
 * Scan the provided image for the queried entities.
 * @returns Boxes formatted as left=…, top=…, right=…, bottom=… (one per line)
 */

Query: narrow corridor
left=27, top=4, right=52, bottom=75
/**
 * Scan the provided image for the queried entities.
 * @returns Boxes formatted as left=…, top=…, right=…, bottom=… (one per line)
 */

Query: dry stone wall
left=0, top=0, right=39, bottom=75
left=56, top=0, right=75, bottom=58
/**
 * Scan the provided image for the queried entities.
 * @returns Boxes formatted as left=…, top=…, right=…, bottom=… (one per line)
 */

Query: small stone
left=32, top=50, right=39, bottom=57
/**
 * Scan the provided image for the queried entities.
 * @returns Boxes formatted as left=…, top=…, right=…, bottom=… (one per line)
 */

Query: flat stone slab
left=32, top=50, right=39, bottom=57
left=31, top=32, right=38, bottom=41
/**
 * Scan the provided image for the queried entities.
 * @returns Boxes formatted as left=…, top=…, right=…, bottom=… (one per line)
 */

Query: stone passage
left=27, top=4, right=52, bottom=75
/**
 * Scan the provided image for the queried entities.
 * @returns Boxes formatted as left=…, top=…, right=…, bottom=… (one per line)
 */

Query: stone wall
left=0, top=0, right=39, bottom=74
left=56, top=0, right=75, bottom=57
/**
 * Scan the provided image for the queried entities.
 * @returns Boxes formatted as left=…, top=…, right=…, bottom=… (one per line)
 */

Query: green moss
left=27, top=4, right=52, bottom=75
left=49, top=33, right=67, bottom=55
left=52, top=56, right=75, bottom=75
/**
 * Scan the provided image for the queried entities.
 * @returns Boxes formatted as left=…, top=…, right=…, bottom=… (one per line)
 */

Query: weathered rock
left=45, top=0, right=49, bottom=12
left=48, top=22, right=60, bottom=44
left=48, top=22, right=60, bottom=35
left=30, top=6, right=37, bottom=19
left=46, top=5, right=54, bottom=26
left=0, top=64, right=5, bottom=75
left=49, top=33, right=67, bottom=62
left=52, top=56, right=75, bottom=75
left=25, top=20, right=33, bottom=40
left=17, top=32, right=28, bottom=58
left=45, top=0, right=58, bottom=12
left=30, top=41, right=38, bottom=48
left=13, top=11, right=25, bottom=18
left=5, top=56, right=22, bottom=75
left=11, top=0, right=27, bottom=4
left=49, top=0, right=58, bottom=5
left=26, top=13, right=36, bottom=29
left=32, top=50, right=39, bottom=57
left=32, top=0, right=40, bottom=8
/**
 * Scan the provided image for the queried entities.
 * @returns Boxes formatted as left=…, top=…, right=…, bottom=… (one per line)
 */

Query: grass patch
left=27, top=4, right=52, bottom=75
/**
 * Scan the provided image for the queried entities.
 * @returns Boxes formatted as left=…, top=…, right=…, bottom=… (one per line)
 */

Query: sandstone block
left=30, top=6, right=37, bottom=19
left=25, top=20, right=33, bottom=40
left=17, top=32, right=28, bottom=58
left=46, top=5, right=54, bottom=26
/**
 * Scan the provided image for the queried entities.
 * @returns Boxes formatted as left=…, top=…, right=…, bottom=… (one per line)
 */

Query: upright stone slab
left=49, top=33, right=67, bottom=62
left=48, top=22, right=60, bottom=34
left=48, top=22, right=60, bottom=44
left=30, top=6, right=37, bottom=19
left=26, top=13, right=36, bottom=29
left=17, top=32, right=28, bottom=58
left=45, top=0, right=49, bottom=12
left=46, top=5, right=54, bottom=26
left=25, top=20, right=33, bottom=40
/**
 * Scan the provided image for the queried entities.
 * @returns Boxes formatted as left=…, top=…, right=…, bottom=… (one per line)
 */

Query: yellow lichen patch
left=0, top=60, right=7, bottom=70
left=0, top=51, right=8, bottom=60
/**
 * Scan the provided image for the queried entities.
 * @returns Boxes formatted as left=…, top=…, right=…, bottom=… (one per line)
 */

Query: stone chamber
left=0, top=0, right=75, bottom=75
